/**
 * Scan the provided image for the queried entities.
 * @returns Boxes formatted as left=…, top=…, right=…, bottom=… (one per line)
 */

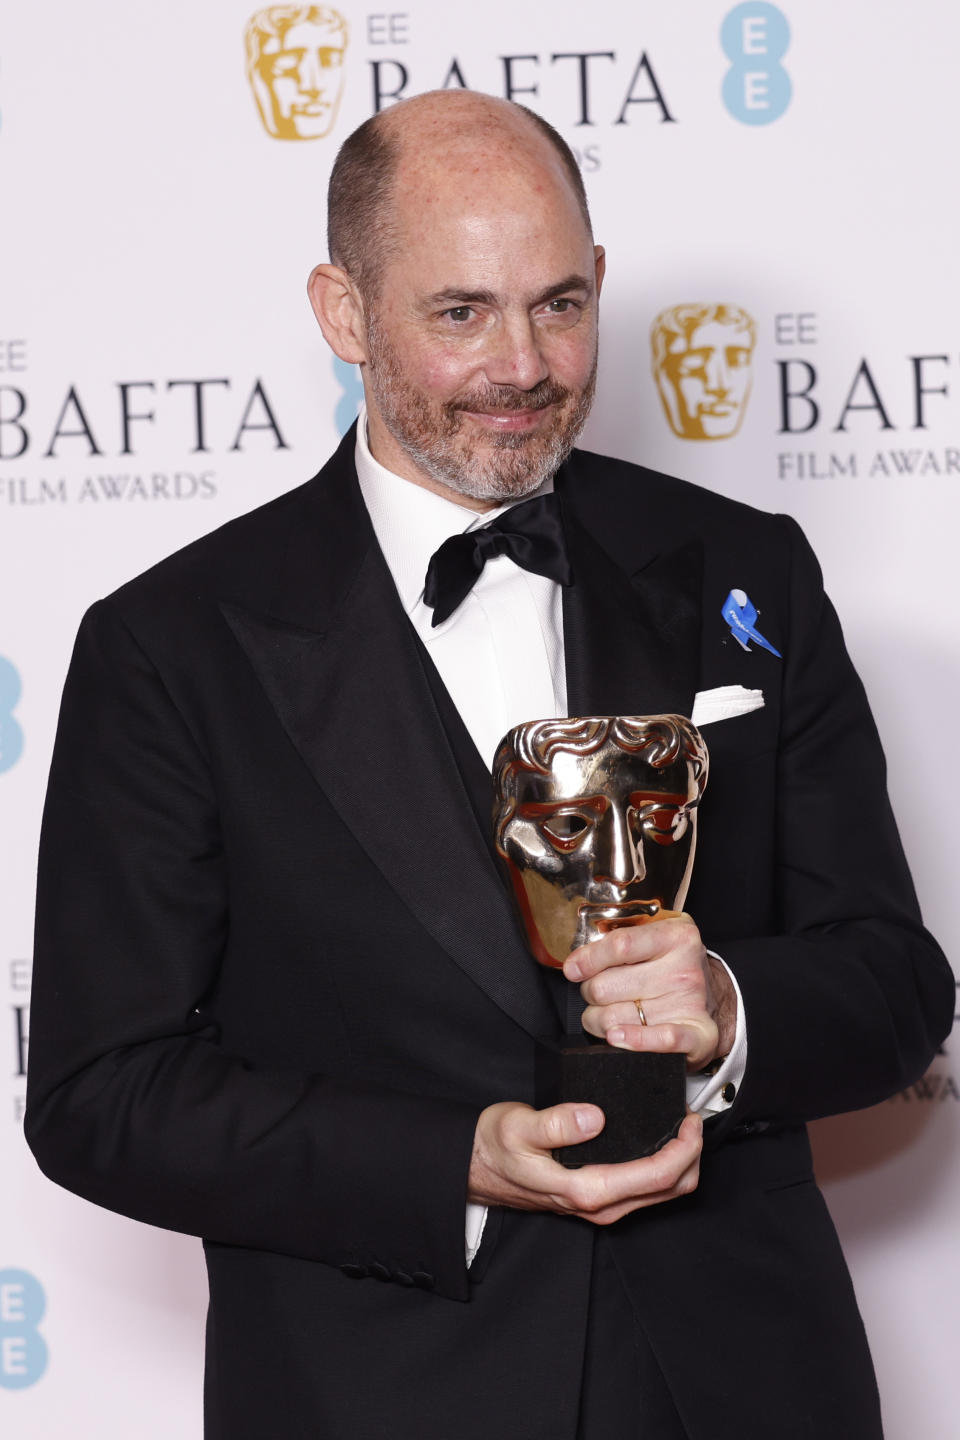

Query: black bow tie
left=423, top=492, right=573, bottom=628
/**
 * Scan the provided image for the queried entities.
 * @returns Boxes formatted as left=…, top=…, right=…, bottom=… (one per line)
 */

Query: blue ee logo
left=722, top=3, right=791, bottom=125
left=0, top=656, right=24, bottom=773
left=0, top=1270, right=48, bottom=1389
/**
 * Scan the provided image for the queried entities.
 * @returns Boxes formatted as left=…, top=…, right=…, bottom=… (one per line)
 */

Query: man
left=26, top=92, right=952, bottom=1439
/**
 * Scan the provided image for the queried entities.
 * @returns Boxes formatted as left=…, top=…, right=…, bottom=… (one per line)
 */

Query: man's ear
left=593, top=244, right=606, bottom=297
left=307, top=264, right=368, bottom=364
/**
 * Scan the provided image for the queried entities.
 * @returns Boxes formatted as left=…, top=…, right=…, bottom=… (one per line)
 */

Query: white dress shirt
left=353, top=411, right=747, bottom=1262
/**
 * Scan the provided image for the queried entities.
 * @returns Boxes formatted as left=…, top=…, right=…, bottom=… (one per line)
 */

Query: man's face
left=497, top=740, right=700, bottom=968
left=658, top=319, right=753, bottom=440
left=254, top=19, right=346, bottom=140
left=359, top=145, right=604, bottom=504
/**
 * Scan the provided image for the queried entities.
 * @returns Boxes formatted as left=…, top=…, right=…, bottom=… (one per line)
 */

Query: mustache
left=448, top=379, right=571, bottom=414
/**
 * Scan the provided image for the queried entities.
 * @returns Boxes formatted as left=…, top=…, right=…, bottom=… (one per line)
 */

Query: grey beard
left=365, top=316, right=597, bottom=503
left=394, top=396, right=593, bottom=502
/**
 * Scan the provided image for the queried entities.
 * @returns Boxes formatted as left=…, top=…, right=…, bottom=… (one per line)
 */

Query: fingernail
left=574, top=1106, right=602, bottom=1134
left=565, top=957, right=583, bottom=981
left=606, top=1027, right=627, bottom=1047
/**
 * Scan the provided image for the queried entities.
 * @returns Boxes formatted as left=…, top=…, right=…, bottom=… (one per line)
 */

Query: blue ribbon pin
left=721, top=588, right=782, bottom=657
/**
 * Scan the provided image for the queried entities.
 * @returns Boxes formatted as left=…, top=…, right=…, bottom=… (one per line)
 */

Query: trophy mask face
left=651, top=304, right=756, bottom=441
left=495, top=719, right=707, bottom=968
left=247, top=8, right=348, bottom=141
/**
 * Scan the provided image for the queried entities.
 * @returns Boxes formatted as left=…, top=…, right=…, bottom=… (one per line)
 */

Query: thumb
left=535, top=1102, right=606, bottom=1153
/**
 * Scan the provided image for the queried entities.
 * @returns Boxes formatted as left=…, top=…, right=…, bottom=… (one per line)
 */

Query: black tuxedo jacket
left=27, top=430, right=953, bottom=1439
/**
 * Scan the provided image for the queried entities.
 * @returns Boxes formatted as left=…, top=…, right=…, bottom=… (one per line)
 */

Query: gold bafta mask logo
left=651, top=303, right=757, bottom=440
left=245, top=6, right=349, bottom=141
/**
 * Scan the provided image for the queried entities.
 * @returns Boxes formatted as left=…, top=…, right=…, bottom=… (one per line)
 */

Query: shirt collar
left=353, top=404, right=553, bottom=616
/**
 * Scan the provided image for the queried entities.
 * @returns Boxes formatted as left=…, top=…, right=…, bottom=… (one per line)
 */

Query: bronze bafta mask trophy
left=493, top=715, right=709, bottom=1167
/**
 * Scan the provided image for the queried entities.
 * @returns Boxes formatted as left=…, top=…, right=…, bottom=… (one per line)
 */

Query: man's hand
left=468, top=1103, right=702, bottom=1224
left=565, top=914, right=737, bottom=1073
left=467, top=917, right=734, bottom=1222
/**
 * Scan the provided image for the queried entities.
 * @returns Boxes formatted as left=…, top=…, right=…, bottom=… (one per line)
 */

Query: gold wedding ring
left=634, top=1001, right=648, bottom=1026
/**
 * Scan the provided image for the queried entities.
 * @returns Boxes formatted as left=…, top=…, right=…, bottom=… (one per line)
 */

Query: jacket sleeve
left=25, top=598, right=480, bottom=1301
left=717, top=516, right=954, bottom=1131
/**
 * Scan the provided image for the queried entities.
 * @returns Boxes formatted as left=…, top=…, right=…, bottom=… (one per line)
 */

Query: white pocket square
left=690, top=685, right=764, bottom=727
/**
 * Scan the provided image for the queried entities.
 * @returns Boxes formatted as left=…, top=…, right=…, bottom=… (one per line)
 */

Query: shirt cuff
left=685, top=949, right=747, bottom=1117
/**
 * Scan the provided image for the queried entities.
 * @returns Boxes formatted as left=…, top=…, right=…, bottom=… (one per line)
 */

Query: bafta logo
left=651, top=303, right=756, bottom=440
left=245, top=6, right=349, bottom=141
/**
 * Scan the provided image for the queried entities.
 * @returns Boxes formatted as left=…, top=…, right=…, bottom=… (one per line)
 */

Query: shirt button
left=369, top=1262, right=392, bottom=1282
left=412, top=1271, right=435, bottom=1291
left=721, top=1082, right=737, bottom=1104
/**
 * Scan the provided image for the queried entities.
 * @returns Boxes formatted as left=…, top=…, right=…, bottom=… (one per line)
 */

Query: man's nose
left=483, top=316, right=550, bottom=391
left=593, top=807, right=644, bottom=890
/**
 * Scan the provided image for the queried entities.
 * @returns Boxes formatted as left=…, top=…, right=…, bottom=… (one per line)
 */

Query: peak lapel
left=221, top=444, right=556, bottom=1042
left=559, top=469, right=703, bottom=720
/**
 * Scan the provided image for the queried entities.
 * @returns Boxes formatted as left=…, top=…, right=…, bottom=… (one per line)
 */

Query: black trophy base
left=536, top=1040, right=686, bottom=1168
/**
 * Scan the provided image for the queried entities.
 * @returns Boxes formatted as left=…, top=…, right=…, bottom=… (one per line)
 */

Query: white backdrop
left=2, top=1, right=957, bottom=1434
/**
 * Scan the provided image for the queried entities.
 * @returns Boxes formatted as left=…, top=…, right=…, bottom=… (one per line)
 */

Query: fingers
left=562, top=916, right=722, bottom=1070
left=564, top=915, right=701, bottom=984
left=567, top=924, right=711, bottom=1019
left=579, top=956, right=708, bottom=1011
left=557, top=1114, right=703, bottom=1224
left=580, top=999, right=676, bottom=1035
left=468, top=1102, right=703, bottom=1223
left=505, top=1099, right=606, bottom=1156
left=580, top=1009, right=719, bottom=1069
left=469, top=1101, right=605, bottom=1210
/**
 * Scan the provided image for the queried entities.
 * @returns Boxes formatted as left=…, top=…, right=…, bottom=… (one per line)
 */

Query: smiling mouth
left=461, top=406, right=553, bottom=432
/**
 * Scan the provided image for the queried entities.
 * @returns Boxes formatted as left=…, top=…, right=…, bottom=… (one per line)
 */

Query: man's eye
left=444, top=307, right=474, bottom=323
left=543, top=298, right=581, bottom=321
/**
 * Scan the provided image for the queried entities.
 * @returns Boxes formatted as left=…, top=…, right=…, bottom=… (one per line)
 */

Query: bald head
left=327, top=91, right=592, bottom=300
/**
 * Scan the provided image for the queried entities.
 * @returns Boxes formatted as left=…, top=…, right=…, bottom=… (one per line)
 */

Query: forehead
left=514, top=741, right=695, bottom=802
left=382, top=134, right=592, bottom=294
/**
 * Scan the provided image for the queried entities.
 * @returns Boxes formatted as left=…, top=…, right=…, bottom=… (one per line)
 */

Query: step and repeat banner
left=2, top=1, right=957, bottom=1434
